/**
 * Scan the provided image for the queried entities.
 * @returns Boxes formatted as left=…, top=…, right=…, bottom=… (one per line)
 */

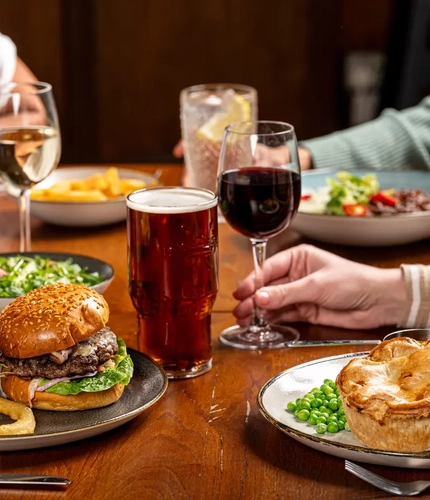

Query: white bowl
left=30, top=166, right=159, bottom=227
left=292, top=169, right=430, bottom=247
left=0, top=252, right=115, bottom=310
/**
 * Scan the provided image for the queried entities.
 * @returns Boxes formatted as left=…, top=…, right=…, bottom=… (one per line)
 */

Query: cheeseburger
left=0, top=283, right=133, bottom=411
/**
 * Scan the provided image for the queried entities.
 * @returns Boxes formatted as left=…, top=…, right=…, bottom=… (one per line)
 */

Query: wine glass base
left=219, top=324, right=300, bottom=350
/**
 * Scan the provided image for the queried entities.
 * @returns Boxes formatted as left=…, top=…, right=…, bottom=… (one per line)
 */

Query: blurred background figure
left=0, top=31, right=37, bottom=85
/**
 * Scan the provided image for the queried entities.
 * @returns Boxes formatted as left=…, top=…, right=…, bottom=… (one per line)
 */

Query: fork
left=345, top=460, right=430, bottom=496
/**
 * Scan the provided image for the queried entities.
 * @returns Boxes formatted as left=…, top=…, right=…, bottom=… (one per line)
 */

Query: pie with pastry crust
left=336, top=336, right=430, bottom=452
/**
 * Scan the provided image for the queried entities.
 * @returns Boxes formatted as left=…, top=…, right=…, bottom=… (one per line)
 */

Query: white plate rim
left=257, top=352, right=430, bottom=468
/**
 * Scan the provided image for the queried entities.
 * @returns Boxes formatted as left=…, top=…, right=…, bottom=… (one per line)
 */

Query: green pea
left=287, top=379, right=348, bottom=435
left=299, top=400, right=311, bottom=411
left=310, top=398, right=323, bottom=408
left=322, top=386, right=334, bottom=397
left=315, top=423, right=327, bottom=434
left=286, top=402, right=296, bottom=413
left=328, top=400, right=338, bottom=411
left=327, top=422, right=339, bottom=433
left=308, top=414, right=319, bottom=426
left=297, top=409, right=310, bottom=421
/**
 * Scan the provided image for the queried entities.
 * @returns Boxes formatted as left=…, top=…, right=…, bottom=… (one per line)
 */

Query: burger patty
left=0, top=327, right=118, bottom=379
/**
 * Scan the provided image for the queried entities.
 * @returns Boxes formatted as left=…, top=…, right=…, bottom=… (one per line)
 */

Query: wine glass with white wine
left=0, top=82, right=61, bottom=251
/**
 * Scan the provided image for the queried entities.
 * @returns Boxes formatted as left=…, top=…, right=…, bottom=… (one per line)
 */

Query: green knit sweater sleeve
left=300, top=96, right=430, bottom=172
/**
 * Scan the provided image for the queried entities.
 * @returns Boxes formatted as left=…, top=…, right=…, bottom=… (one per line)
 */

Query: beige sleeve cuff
left=398, top=264, right=430, bottom=328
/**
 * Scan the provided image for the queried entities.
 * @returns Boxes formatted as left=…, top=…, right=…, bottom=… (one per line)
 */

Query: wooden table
left=1, top=163, right=430, bottom=499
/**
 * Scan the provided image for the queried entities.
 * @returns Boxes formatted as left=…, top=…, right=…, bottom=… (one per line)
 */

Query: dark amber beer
left=127, top=187, right=218, bottom=379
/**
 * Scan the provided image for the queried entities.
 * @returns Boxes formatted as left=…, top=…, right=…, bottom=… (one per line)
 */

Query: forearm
left=300, top=97, right=430, bottom=172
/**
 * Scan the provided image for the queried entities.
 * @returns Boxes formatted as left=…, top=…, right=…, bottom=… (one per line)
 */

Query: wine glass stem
left=18, top=190, right=31, bottom=252
left=250, top=238, right=268, bottom=329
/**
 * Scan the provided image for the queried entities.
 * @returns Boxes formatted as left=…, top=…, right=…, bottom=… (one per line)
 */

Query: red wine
left=218, top=167, right=301, bottom=239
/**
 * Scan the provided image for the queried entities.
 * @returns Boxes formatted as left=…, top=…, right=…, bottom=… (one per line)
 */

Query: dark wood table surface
left=1, top=163, right=430, bottom=500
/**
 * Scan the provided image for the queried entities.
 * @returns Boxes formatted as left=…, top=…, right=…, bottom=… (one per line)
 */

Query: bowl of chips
left=30, top=166, right=159, bottom=227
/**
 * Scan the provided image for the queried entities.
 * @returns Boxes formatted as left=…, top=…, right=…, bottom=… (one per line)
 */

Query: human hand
left=173, top=140, right=184, bottom=158
left=233, top=244, right=406, bottom=329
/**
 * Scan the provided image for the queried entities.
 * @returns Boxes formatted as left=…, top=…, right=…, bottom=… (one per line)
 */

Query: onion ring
left=0, top=398, right=36, bottom=435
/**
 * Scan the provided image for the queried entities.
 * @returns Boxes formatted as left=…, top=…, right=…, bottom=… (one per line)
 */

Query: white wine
left=0, top=126, right=61, bottom=195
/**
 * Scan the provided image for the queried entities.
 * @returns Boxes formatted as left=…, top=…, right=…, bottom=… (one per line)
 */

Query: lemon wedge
left=197, top=93, right=251, bottom=143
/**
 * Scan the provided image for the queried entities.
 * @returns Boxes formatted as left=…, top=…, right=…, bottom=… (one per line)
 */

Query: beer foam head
left=127, top=187, right=218, bottom=214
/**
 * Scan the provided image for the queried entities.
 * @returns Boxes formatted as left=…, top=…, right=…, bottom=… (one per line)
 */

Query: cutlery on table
left=285, top=328, right=430, bottom=347
left=0, top=474, right=70, bottom=487
left=345, top=459, right=430, bottom=496
left=285, top=340, right=380, bottom=347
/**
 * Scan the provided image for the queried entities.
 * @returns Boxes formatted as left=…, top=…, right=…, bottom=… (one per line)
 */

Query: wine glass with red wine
left=217, top=121, right=301, bottom=349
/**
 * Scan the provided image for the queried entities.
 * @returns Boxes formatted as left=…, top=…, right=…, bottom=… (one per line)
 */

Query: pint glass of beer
left=127, top=186, right=219, bottom=379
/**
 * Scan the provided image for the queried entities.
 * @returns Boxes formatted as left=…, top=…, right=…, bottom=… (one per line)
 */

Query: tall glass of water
left=180, top=83, right=257, bottom=193
left=0, top=82, right=61, bottom=251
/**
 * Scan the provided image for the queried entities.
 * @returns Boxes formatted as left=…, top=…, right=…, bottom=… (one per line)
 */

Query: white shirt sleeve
left=398, top=264, right=430, bottom=328
left=0, top=33, right=17, bottom=86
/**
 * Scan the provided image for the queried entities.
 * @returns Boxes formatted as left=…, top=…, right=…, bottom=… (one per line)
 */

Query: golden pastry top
left=336, top=337, right=430, bottom=422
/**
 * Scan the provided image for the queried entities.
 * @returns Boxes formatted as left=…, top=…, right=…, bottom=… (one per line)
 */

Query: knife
left=0, top=474, right=71, bottom=486
left=285, top=339, right=381, bottom=347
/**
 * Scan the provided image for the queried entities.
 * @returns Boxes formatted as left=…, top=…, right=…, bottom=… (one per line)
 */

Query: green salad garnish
left=325, top=171, right=379, bottom=215
left=0, top=255, right=105, bottom=298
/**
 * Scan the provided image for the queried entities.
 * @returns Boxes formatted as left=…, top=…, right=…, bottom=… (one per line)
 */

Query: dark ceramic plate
left=0, top=349, right=168, bottom=451
left=0, top=252, right=115, bottom=309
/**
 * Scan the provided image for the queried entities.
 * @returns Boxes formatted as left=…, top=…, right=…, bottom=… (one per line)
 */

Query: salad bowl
left=0, top=252, right=114, bottom=310
left=292, top=169, right=430, bottom=246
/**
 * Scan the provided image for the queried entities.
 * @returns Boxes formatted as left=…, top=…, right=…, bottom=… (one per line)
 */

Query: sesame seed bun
left=1, top=375, right=125, bottom=411
left=0, top=283, right=109, bottom=358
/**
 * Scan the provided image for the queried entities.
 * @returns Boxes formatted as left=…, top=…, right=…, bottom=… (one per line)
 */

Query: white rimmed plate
left=30, top=166, right=159, bottom=227
left=0, top=252, right=115, bottom=310
left=293, top=169, right=430, bottom=246
left=257, top=352, right=430, bottom=469
left=0, top=349, right=167, bottom=451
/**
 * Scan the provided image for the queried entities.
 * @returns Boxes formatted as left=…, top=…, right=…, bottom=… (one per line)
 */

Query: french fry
left=103, top=167, right=123, bottom=197
left=30, top=167, right=154, bottom=202
left=120, top=178, right=147, bottom=196
left=41, top=190, right=108, bottom=202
